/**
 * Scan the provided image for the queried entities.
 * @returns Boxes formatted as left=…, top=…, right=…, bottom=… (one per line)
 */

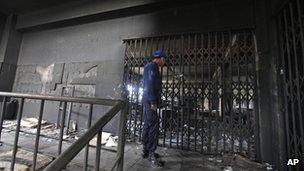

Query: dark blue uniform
left=142, top=62, right=162, bottom=153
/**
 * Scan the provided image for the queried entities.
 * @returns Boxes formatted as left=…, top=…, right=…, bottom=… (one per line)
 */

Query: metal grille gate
left=123, top=29, right=257, bottom=157
left=277, top=0, right=304, bottom=167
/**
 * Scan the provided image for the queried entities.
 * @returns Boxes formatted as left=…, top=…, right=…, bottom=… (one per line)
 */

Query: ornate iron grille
left=123, top=29, right=257, bottom=158
left=277, top=0, right=304, bottom=169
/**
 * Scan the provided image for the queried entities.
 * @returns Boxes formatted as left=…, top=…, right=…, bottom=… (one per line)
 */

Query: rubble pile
left=2, top=118, right=118, bottom=146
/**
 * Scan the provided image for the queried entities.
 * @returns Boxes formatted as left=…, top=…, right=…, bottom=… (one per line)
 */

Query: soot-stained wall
left=14, top=0, right=254, bottom=133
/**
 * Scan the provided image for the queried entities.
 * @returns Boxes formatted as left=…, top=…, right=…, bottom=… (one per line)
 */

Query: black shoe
left=148, top=152, right=164, bottom=168
left=142, top=151, right=160, bottom=159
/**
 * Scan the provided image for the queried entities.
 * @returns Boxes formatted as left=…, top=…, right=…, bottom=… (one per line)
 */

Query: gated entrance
left=277, top=0, right=304, bottom=169
left=123, top=29, right=257, bottom=158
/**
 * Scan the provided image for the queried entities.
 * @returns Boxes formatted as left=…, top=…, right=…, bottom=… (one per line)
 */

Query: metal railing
left=0, top=91, right=127, bottom=171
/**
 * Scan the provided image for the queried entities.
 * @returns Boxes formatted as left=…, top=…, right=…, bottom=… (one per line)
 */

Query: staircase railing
left=0, top=91, right=127, bottom=171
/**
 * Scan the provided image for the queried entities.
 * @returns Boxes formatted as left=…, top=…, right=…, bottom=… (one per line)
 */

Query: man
left=142, top=49, right=166, bottom=168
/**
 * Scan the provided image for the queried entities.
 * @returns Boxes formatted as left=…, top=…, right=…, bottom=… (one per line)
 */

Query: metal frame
left=0, top=91, right=127, bottom=171
left=277, top=0, right=304, bottom=170
left=123, top=29, right=257, bottom=158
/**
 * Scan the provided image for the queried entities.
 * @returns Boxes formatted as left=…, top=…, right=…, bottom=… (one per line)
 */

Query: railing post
left=94, top=129, right=102, bottom=171
left=10, top=98, right=24, bottom=171
left=0, top=96, right=8, bottom=141
left=58, top=101, right=67, bottom=155
left=84, top=104, right=93, bottom=171
left=32, top=99, right=45, bottom=171
left=116, top=101, right=127, bottom=171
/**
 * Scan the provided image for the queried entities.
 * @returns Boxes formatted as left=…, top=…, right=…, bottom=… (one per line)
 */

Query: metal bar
left=0, top=92, right=120, bottom=106
left=194, top=33, right=198, bottom=151
left=229, top=32, right=235, bottom=153
left=127, top=48, right=133, bottom=138
left=44, top=101, right=124, bottom=171
left=128, top=40, right=135, bottom=140
left=133, top=39, right=138, bottom=141
left=296, top=0, right=304, bottom=159
left=207, top=32, right=212, bottom=153
left=0, top=96, right=7, bottom=141
left=242, top=31, right=248, bottom=154
left=180, top=34, right=185, bottom=149
left=56, top=87, right=65, bottom=128
left=157, top=37, right=164, bottom=147
left=244, top=31, right=251, bottom=155
left=289, top=2, right=304, bottom=158
left=283, top=8, right=299, bottom=157
left=221, top=32, right=227, bottom=153
left=201, top=33, right=205, bottom=154
left=159, top=53, right=163, bottom=147
left=84, top=104, right=93, bottom=171
left=57, top=101, right=63, bottom=129
left=139, top=39, right=148, bottom=142
left=65, top=86, right=75, bottom=135
left=32, top=99, right=45, bottom=171
left=214, top=32, right=219, bottom=154
left=162, top=37, right=170, bottom=147
left=124, top=40, right=131, bottom=138
left=122, top=28, right=254, bottom=42
left=169, top=36, right=176, bottom=148
left=94, top=130, right=102, bottom=171
left=110, top=156, right=122, bottom=171
left=187, top=34, right=191, bottom=150
left=116, top=102, right=127, bottom=171
left=176, top=36, right=182, bottom=148
left=58, top=101, right=67, bottom=155
left=296, top=0, right=304, bottom=72
left=10, top=98, right=24, bottom=171
left=236, top=32, right=243, bottom=153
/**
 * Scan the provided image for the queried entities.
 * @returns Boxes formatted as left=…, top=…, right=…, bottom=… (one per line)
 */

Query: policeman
left=142, top=49, right=166, bottom=168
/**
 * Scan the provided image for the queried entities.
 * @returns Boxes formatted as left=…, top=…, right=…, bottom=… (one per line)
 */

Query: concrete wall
left=0, top=14, right=6, bottom=48
left=0, top=15, right=21, bottom=92
left=254, top=0, right=289, bottom=170
left=13, top=0, right=255, bottom=133
left=0, top=14, right=6, bottom=89
left=0, top=14, right=6, bottom=62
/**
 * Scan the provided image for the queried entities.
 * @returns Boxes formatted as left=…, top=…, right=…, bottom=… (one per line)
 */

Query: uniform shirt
left=143, top=62, right=162, bottom=104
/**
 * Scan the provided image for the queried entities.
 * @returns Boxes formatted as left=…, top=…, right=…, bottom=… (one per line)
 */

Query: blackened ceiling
left=0, top=0, right=84, bottom=14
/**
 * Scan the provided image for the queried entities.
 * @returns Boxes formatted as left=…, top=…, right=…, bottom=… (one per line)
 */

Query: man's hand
left=151, top=103, right=157, bottom=111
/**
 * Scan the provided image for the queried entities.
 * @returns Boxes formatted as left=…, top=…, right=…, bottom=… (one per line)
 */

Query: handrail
left=44, top=101, right=125, bottom=171
left=0, top=91, right=120, bottom=106
left=0, top=91, right=127, bottom=171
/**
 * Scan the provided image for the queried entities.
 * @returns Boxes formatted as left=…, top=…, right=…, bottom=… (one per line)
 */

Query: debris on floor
left=105, top=136, right=118, bottom=147
left=21, top=118, right=47, bottom=128
left=2, top=119, right=119, bottom=149
left=221, top=154, right=273, bottom=170
left=89, top=132, right=111, bottom=146
left=0, top=149, right=52, bottom=171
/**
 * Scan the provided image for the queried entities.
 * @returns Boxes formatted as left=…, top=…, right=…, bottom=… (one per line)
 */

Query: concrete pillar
left=0, top=14, right=22, bottom=92
left=254, top=0, right=286, bottom=170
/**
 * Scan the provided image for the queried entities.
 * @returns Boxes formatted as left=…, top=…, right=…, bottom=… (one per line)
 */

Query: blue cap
left=153, top=50, right=166, bottom=58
